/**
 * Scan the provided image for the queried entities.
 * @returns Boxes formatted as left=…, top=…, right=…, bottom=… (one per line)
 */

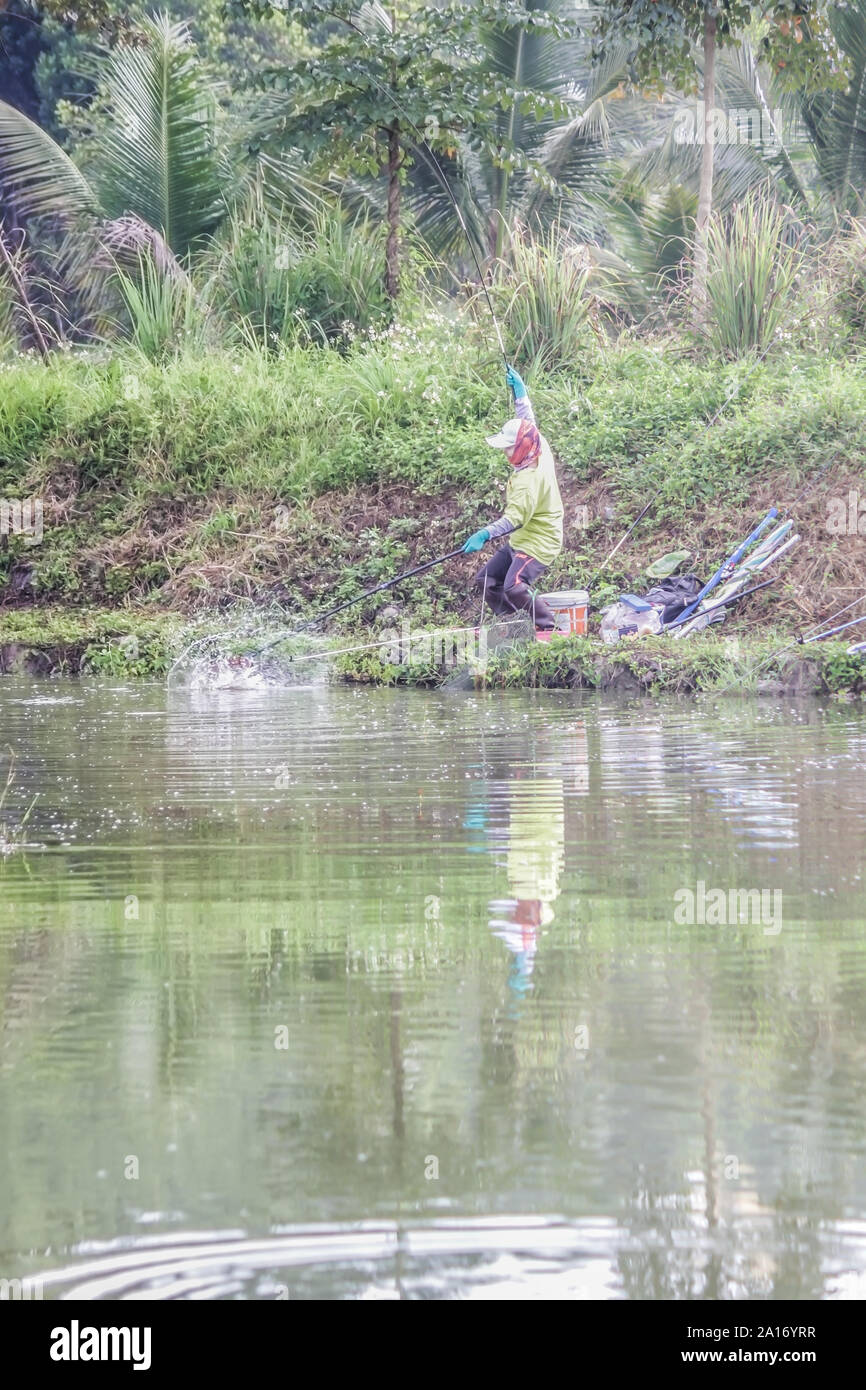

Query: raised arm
left=506, top=365, right=536, bottom=425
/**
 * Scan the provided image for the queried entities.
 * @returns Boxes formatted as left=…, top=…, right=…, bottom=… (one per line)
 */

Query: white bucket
left=541, top=589, right=589, bottom=636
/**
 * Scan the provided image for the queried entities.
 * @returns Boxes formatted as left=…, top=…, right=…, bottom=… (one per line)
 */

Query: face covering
left=508, top=419, right=541, bottom=468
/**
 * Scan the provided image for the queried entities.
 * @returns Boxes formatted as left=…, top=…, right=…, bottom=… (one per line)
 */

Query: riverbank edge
left=2, top=607, right=865, bottom=696
left=336, top=630, right=866, bottom=696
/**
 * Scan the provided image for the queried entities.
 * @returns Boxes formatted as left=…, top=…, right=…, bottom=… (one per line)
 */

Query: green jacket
left=504, top=439, right=564, bottom=567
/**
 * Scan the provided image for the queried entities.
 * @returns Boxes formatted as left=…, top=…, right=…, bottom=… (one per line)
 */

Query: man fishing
left=462, top=365, right=564, bottom=641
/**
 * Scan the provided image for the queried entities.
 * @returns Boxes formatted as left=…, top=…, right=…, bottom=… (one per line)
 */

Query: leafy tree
left=231, top=0, right=580, bottom=299
left=407, top=6, right=636, bottom=265
left=593, top=1, right=847, bottom=308
left=0, top=1, right=300, bottom=139
left=800, top=0, right=866, bottom=213
left=0, top=2, right=53, bottom=120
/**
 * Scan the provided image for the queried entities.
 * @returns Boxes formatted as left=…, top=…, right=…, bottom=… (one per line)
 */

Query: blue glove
left=462, top=527, right=490, bottom=554
left=506, top=365, right=527, bottom=399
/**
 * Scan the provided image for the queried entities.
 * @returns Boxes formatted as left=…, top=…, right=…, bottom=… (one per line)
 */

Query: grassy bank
left=336, top=631, right=866, bottom=698
left=1, top=322, right=865, bottom=674
left=2, top=605, right=864, bottom=696
left=0, top=607, right=182, bottom=676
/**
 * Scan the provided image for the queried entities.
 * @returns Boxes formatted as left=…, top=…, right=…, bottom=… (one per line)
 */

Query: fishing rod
left=674, top=577, right=775, bottom=623
left=709, top=592, right=866, bottom=699
left=802, top=611, right=866, bottom=645
left=669, top=509, right=779, bottom=629
left=249, top=547, right=465, bottom=657
left=586, top=495, right=658, bottom=589
left=785, top=594, right=866, bottom=651
left=668, top=523, right=798, bottom=634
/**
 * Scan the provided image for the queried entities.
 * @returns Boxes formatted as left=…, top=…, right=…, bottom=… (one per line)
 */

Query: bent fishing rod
left=250, top=547, right=465, bottom=657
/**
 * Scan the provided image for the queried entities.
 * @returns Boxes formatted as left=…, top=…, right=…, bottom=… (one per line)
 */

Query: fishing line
left=270, top=624, right=485, bottom=665
left=710, top=591, right=866, bottom=698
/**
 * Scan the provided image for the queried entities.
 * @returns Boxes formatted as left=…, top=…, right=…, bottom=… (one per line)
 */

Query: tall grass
left=202, top=207, right=303, bottom=349
left=114, top=253, right=212, bottom=360
left=0, top=272, right=15, bottom=357
left=0, top=222, right=56, bottom=357
left=205, top=207, right=391, bottom=349
left=287, top=210, right=391, bottom=346
left=824, top=217, right=866, bottom=333
left=490, top=222, right=600, bottom=374
left=702, top=195, right=804, bottom=358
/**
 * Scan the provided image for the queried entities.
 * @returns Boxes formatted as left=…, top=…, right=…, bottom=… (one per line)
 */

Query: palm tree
left=0, top=11, right=320, bottom=340
left=0, top=14, right=225, bottom=259
left=800, top=0, right=866, bottom=216
left=407, top=17, right=634, bottom=269
left=626, top=43, right=811, bottom=218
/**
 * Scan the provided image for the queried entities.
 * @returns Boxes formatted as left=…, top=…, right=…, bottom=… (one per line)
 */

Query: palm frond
left=0, top=99, right=97, bottom=221
left=91, top=13, right=225, bottom=257
left=803, top=0, right=866, bottom=212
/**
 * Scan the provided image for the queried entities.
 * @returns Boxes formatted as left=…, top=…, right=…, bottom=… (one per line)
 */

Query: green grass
left=0, top=312, right=865, bottom=611
left=337, top=631, right=866, bottom=697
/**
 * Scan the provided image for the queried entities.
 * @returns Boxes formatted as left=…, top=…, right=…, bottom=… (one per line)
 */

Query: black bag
left=644, top=574, right=704, bottom=626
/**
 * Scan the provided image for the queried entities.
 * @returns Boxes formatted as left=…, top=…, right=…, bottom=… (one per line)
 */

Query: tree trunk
left=385, top=121, right=401, bottom=301
left=692, top=10, right=717, bottom=318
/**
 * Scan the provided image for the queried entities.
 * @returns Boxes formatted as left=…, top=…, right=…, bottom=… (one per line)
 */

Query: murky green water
left=1, top=679, right=865, bottom=1300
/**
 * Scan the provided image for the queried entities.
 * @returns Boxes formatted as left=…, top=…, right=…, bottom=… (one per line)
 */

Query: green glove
left=463, top=527, right=490, bottom=554
left=506, top=365, right=527, bottom=399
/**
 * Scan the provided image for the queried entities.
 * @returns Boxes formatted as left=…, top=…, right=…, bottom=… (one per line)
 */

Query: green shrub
left=490, top=222, right=601, bottom=374
left=702, top=195, right=804, bottom=359
left=206, top=207, right=392, bottom=349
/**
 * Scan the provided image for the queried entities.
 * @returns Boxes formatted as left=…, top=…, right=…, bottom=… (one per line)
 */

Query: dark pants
left=475, top=544, right=556, bottom=631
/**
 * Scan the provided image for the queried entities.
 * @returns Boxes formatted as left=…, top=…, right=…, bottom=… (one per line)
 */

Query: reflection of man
left=489, top=776, right=565, bottom=997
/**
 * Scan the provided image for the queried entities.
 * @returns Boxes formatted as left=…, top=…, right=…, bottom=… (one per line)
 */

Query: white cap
left=485, top=417, right=522, bottom=449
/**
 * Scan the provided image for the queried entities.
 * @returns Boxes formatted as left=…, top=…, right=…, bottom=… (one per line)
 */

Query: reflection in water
left=1, top=684, right=865, bottom=1298
left=488, top=772, right=565, bottom=1001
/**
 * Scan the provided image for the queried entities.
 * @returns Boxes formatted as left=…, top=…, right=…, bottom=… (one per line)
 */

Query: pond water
left=1, top=679, right=865, bottom=1300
